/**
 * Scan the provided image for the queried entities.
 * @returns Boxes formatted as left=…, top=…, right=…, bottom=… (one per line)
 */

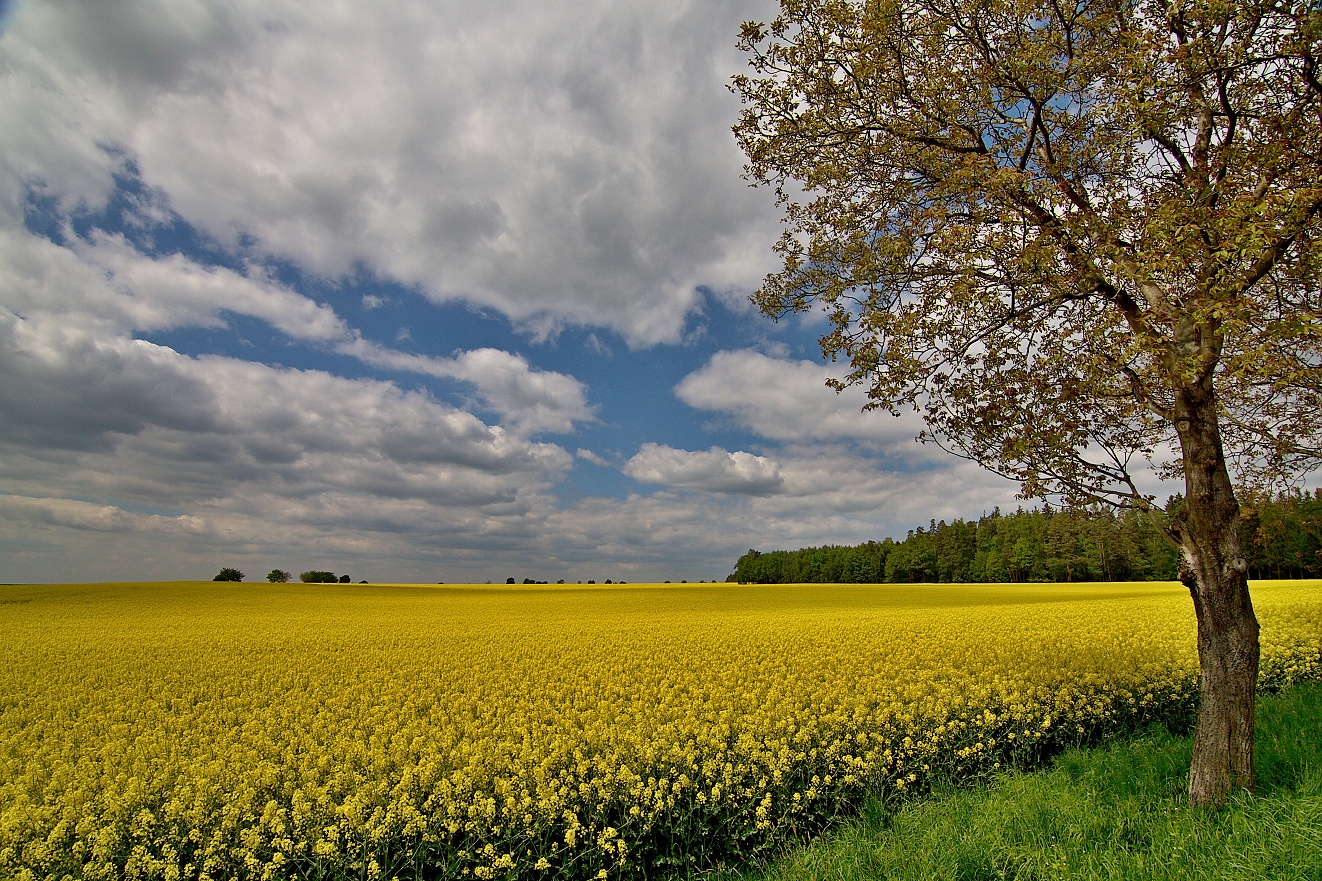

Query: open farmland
left=2, top=580, right=1320, bottom=880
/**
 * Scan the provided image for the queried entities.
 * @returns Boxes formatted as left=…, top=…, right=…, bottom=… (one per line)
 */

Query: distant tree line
left=729, top=492, right=1322, bottom=585
left=212, top=569, right=366, bottom=584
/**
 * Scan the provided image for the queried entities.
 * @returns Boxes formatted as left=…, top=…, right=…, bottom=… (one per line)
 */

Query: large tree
left=733, top=0, right=1322, bottom=806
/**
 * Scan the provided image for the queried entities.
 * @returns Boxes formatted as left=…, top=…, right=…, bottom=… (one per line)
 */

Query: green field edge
left=695, top=681, right=1322, bottom=881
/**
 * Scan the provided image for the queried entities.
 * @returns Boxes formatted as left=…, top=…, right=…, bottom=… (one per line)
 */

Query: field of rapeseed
left=2, top=580, right=1320, bottom=881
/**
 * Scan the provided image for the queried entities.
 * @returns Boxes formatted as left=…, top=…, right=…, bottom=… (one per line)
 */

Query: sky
left=0, top=0, right=1030, bottom=585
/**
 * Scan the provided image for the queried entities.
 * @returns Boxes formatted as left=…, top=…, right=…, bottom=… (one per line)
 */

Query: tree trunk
left=1173, top=382, right=1261, bottom=808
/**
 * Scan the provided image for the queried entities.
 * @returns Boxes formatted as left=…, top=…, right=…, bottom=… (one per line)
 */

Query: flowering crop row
left=2, top=580, right=1320, bottom=880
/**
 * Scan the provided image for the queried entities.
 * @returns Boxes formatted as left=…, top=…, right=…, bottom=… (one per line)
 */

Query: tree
left=266, top=569, right=291, bottom=583
left=213, top=567, right=244, bottom=582
left=734, top=0, right=1322, bottom=806
left=300, top=570, right=338, bottom=584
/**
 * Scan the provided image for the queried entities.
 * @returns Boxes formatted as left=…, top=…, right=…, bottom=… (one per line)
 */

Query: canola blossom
left=2, top=580, right=1320, bottom=880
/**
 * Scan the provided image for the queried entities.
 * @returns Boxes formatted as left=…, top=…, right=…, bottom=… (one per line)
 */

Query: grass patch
left=703, top=682, right=1322, bottom=881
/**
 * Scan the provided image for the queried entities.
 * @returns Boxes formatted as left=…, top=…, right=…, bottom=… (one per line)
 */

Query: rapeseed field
left=1, top=580, right=1319, bottom=880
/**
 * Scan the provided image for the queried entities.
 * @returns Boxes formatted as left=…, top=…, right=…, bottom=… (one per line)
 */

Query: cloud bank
left=1, top=0, right=781, bottom=346
left=0, top=0, right=1036, bottom=584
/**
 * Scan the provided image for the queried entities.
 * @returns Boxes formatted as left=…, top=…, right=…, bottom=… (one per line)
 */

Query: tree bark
left=1173, top=381, right=1261, bottom=808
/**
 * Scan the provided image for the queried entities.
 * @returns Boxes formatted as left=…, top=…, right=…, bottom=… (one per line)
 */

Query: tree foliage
left=1242, top=489, right=1322, bottom=578
left=266, top=570, right=291, bottom=584
left=299, top=571, right=339, bottom=584
left=213, top=568, right=244, bottom=582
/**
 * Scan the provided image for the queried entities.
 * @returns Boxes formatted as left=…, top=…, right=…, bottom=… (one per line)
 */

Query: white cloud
left=676, top=349, right=932, bottom=451
left=763, top=446, right=1019, bottom=524
left=344, top=341, right=595, bottom=436
left=79, top=232, right=351, bottom=341
left=0, top=0, right=782, bottom=346
left=576, top=449, right=612, bottom=467
left=0, top=226, right=347, bottom=341
left=444, top=348, right=595, bottom=436
left=624, top=443, right=784, bottom=495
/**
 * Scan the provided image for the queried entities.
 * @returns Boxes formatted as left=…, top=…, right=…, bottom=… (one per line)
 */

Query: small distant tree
left=266, top=569, right=291, bottom=583
left=213, top=568, right=244, bottom=582
left=506, top=577, right=516, bottom=584
left=299, top=570, right=338, bottom=583
left=339, top=575, right=351, bottom=583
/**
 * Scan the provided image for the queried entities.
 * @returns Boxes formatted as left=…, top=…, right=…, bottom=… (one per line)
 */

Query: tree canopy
left=735, top=0, right=1321, bottom=504
left=734, top=0, right=1322, bottom=807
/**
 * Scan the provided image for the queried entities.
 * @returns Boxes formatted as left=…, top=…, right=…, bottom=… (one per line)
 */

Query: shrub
left=300, top=571, right=338, bottom=584
left=213, top=568, right=244, bottom=582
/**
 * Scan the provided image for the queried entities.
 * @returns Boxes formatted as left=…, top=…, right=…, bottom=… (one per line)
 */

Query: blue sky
left=0, top=0, right=1026, bottom=583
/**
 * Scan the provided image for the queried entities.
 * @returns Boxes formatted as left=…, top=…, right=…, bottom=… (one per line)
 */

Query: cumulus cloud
left=80, top=232, right=351, bottom=341
left=0, top=227, right=344, bottom=340
left=764, top=446, right=1019, bottom=524
left=624, top=443, right=784, bottom=495
left=0, top=309, right=571, bottom=511
left=676, top=349, right=931, bottom=451
left=343, top=341, right=594, bottom=435
left=441, top=348, right=595, bottom=436
left=0, top=0, right=782, bottom=346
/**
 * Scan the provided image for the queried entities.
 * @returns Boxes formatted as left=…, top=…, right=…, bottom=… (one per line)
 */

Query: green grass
left=699, top=682, right=1322, bottom=881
